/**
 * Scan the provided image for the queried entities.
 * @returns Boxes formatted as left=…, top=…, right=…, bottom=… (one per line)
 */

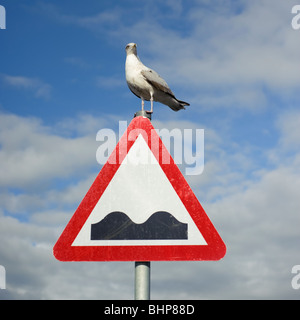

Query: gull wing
left=141, top=69, right=175, bottom=98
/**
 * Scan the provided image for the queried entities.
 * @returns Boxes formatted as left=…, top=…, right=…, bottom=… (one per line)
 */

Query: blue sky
left=0, top=0, right=300, bottom=299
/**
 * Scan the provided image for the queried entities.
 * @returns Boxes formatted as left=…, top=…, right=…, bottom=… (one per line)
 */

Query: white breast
left=125, top=54, right=152, bottom=99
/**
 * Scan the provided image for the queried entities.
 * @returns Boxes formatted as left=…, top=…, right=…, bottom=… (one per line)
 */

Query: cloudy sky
left=1, top=0, right=300, bottom=299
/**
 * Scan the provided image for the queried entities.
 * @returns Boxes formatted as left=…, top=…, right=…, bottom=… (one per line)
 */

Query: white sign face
left=72, top=134, right=207, bottom=246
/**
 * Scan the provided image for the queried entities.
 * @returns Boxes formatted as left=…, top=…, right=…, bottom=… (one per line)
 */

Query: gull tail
left=169, top=99, right=190, bottom=112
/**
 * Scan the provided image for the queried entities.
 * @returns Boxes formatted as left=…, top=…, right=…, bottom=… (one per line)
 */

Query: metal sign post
left=135, top=261, right=150, bottom=300
left=134, top=111, right=152, bottom=300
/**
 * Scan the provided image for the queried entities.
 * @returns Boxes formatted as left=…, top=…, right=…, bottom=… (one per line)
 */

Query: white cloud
left=37, top=0, right=300, bottom=98
left=36, top=0, right=300, bottom=111
left=1, top=74, right=52, bottom=99
left=153, top=0, right=300, bottom=89
left=64, top=57, right=90, bottom=69
left=276, top=110, right=300, bottom=151
left=96, top=0, right=299, bottom=111
left=0, top=112, right=100, bottom=189
left=1, top=0, right=300, bottom=300
left=267, top=109, right=300, bottom=166
left=0, top=109, right=299, bottom=299
left=96, top=75, right=124, bottom=89
left=1, top=156, right=299, bottom=299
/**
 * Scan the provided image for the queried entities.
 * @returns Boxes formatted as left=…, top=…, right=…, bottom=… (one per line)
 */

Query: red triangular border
left=53, top=116, right=226, bottom=261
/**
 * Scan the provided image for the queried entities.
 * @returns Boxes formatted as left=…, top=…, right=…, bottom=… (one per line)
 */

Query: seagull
left=125, top=43, right=189, bottom=113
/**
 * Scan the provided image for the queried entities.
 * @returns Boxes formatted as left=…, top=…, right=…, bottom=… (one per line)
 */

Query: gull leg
left=141, top=98, right=145, bottom=111
left=150, top=95, right=153, bottom=113
left=147, top=92, right=154, bottom=114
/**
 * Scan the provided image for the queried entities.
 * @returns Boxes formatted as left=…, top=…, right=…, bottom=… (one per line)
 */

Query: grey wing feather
left=141, top=69, right=175, bottom=97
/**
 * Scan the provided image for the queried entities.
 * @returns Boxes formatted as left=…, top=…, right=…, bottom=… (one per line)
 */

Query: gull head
left=125, top=43, right=137, bottom=55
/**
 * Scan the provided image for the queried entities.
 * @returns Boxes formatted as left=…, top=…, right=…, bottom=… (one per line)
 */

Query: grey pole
left=134, top=111, right=151, bottom=300
left=134, top=110, right=152, bottom=120
left=135, top=261, right=150, bottom=300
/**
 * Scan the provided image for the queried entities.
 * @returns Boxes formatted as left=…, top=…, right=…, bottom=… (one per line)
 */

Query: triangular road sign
left=53, top=116, right=226, bottom=261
